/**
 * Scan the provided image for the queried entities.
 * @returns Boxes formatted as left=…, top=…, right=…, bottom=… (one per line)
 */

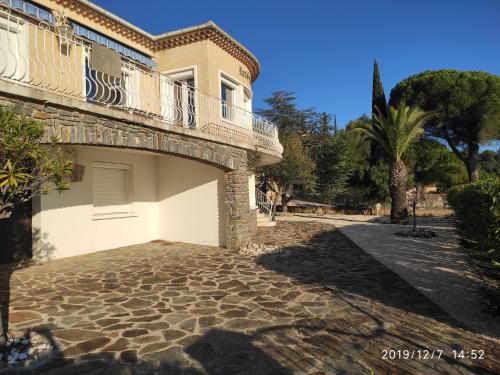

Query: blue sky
left=93, top=0, right=500, bottom=132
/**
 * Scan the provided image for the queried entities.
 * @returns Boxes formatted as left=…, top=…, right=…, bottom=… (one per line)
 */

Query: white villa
left=0, top=0, right=282, bottom=259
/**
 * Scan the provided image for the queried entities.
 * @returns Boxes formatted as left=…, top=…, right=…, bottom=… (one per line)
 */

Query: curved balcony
left=0, top=5, right=283, bottom=156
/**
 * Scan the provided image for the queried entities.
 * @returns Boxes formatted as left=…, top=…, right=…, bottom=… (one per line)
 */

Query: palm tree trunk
left=389, top=160, right=409, bottom=224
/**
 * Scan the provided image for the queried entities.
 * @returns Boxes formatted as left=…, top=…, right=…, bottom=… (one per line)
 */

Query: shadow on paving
left=1, top=221, right=499, bottom=374
left=0, top=327, right=292, bottom=375
left=1, top=203, right=55, bottom=345
left=286, top=215, right=500, bottom=338
left=253, top=222, right=499, bottom=374
left=256, top=223, right=456, bottom=325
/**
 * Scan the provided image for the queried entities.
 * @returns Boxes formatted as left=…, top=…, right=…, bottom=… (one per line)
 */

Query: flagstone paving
left=1, top=221, right=499, bottom=374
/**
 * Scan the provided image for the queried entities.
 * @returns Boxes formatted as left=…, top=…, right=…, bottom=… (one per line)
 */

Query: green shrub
left=448, top=178, right=500, bottom=266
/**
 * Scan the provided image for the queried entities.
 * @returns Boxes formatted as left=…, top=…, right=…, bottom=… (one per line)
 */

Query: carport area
left=32, top=146, right=226, bottom=260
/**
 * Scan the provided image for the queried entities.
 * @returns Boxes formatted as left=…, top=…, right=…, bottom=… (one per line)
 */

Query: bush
left=447, top=178, right=500, bottom=266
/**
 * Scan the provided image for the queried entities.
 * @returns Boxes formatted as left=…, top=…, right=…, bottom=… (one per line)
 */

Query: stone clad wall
left=0, top=91, right=252, bottom=249
left=224, top=159, right=252, bottom=248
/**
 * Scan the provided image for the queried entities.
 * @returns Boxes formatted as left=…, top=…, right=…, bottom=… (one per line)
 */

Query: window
left=220, top=72, right=253, bottom=122
left=161, top=68, right=196, bottom=128
left=243, top=91, right=252, bottom=113
left=92, top=162, right=133, bottom=219
left=85, top=55, right=122, bottom=106
left=85, top=53, right=141, bottom=107
left=121, top=63, right=139, bottom=109
left=221, top=82, right=234, bottom=120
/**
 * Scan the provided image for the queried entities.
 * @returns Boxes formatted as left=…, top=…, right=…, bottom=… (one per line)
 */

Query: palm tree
left=354, top=102, right=435, bottom=224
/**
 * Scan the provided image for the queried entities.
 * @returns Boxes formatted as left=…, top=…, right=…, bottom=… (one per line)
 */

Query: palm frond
left=371, top=101, right=435, bottom=161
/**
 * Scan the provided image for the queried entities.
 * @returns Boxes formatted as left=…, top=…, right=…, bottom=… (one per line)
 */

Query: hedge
left=447, top=178, right=500, bottom=265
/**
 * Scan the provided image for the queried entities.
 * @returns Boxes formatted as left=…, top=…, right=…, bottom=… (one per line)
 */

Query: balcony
left=0, top=5, right=282, bottom=156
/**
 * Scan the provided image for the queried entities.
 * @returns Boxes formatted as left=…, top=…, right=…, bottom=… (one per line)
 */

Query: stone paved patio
left=285, top=214, right=500, bottom=338
left=1, top=221, right=499, bottom=374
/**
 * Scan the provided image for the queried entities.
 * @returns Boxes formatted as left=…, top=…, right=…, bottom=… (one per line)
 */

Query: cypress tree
left=370, top=60, right=388, bottom=166
left=320, top=112, right=330, bottom=136
left=372, top=60, right=387, bottom=119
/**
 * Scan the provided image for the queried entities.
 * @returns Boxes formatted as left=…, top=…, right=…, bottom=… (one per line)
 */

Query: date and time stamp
left=381, top=349, right=486, bottom=361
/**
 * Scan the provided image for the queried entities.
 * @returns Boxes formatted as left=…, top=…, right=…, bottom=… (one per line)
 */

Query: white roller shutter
left=92, top=163, right=130, bottom=215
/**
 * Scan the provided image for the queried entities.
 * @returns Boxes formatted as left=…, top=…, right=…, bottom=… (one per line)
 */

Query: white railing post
left=255, top=187, right=273, bottom=219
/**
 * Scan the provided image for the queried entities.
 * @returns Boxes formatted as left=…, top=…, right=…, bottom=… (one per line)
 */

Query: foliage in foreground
left=0, top=107, right=73, bottom=216
left=447, top=178, right=500, bottom=266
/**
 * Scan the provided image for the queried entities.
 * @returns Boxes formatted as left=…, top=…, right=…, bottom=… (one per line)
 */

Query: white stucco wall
left=32, top=147, right=227, bottom=259
left=157, top=156, right=225, bottom=247
left=248, top=173, right=256, bottom=209
left=33, top=147, right=159, bottom=259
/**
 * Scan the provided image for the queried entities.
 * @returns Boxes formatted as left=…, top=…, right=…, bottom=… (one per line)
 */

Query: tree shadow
left=0, top=203, right=55, bottom=343
left=0, top=327, right=200, bottom=374
left=186, top=329, right=292, bottom=375
left=5, top=317, right=496, bottom=375
left=0, top=327, right=294, bottom=374
left=256, top=224, right=454, bottom=324
left=284, top=217, right=500, bottom=337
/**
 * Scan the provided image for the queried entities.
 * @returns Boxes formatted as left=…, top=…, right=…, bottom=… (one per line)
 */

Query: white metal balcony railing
left=255, top=187, right=273, bottom=218
left=0, top=6, right=282, bottom=154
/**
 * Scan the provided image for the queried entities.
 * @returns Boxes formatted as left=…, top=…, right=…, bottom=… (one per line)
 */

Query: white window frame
left=161, top=66, right=198, bottom=128
left=218, top=70, right=253, bottom=125
left=220, top=76, right=236, bottom=121
left=91, top=162, right=136, bottom=220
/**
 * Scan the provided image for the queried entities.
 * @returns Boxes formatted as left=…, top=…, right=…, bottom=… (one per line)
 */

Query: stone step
left=257, top=220, right=277, bottom=227
left=256, top=212, right=276, bottom=227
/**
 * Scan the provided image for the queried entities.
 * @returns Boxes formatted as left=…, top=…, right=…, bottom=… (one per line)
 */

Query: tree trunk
left=412, top=202, right=417, bottom=232
left=271, top=197, right=278, bottom=221
left=389, top=160, right=409, bottom=224
left=466, top=146, right=480, bottom=182
left=0, top=264, right=13, bottom=343
left=0, top=204, right=32, bottom=341
left=281, top=194, right=289, bottom=214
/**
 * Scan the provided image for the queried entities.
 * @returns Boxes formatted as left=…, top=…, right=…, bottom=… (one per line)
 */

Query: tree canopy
left=390, top=70, right=500, bottom=181
left=257, top=91, right=351, bottom=211
left=479, top=149, right=500, bottom=178
left=259, top=133, right=316, bottom=213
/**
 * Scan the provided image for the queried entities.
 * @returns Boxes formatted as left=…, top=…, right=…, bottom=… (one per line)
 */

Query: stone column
left=224, top=158, right=251, bottom=249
